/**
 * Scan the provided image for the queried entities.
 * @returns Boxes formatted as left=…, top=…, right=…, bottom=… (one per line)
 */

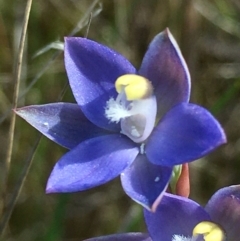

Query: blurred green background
left=0, top=0, right=240, bottom=240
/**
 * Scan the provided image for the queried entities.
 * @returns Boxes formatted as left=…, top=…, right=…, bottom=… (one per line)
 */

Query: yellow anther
left=193, top=221, right=225, bottom=241
left=115, top=74, right=153, bottom=101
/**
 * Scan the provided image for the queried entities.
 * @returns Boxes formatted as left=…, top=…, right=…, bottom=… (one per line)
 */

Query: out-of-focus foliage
left=0, top=0, right=240, bottom=240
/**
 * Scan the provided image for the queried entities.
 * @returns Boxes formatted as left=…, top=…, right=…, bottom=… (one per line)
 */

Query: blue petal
left=205, top=185, right=240, bottom=240
left=46, top=134, right=139, bottom=193
left=15, top=103, right=109, bottom=149
left=146, top=103, right=226, bottom=166
left=64, top=37, right=136, bottom=132
left=84, top=233, right=151, bottom=241
left=138, top=29, right=190, bottom=119
left=144, top=194, right=211, bottom=241
left=121, top=154, right=172, bottom=212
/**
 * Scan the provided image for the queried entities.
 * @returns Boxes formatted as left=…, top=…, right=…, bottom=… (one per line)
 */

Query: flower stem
left=0, top=0, right=32, bottom=220
left=0, top=1, right=102, bottom=238
left=0, top=135, right=41, bottom=238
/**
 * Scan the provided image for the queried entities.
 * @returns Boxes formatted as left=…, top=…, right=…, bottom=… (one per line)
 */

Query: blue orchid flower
left=15, top=28, right=226, bottom=211
left=84, top=185, right=240, bottom=241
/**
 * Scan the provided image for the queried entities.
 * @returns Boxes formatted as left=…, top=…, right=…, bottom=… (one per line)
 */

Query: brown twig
left=0, top=0, right=33, bottom=220
left=0, top=135, right=41, bottom=238
left=0, top=0, right=102, bottom=238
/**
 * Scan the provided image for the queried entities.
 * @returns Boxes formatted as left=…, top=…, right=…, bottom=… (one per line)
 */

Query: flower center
left=105, top=74, right=157, bottom=143
left=192, top=221, right=225, bottom=241
left=172, top=221, right=225, bottom=241
left=172, top=235, right=192, bottom=241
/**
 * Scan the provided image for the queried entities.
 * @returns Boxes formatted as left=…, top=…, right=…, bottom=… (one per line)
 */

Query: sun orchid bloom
left=84, top=185, right=240, bottom=241
left=15, top=28, right=226, bottom=211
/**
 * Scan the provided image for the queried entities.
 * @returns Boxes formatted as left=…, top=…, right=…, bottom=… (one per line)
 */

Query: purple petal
left=146, top=103, right=226, bottom=166
left=205, top=185, right=240, bottom=240
left=84, top=233, right=151, bottom=241
left=46, top=134, right=139, bottom=193
left=15, top=103, right=108, bottom=149
left=64, top=37, right=136, bottom=132
left=121, top=154, right=172, bottom=212
left=144, top=194, right=211, bottom=241
left=139, top=29, right=190, bottom=119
